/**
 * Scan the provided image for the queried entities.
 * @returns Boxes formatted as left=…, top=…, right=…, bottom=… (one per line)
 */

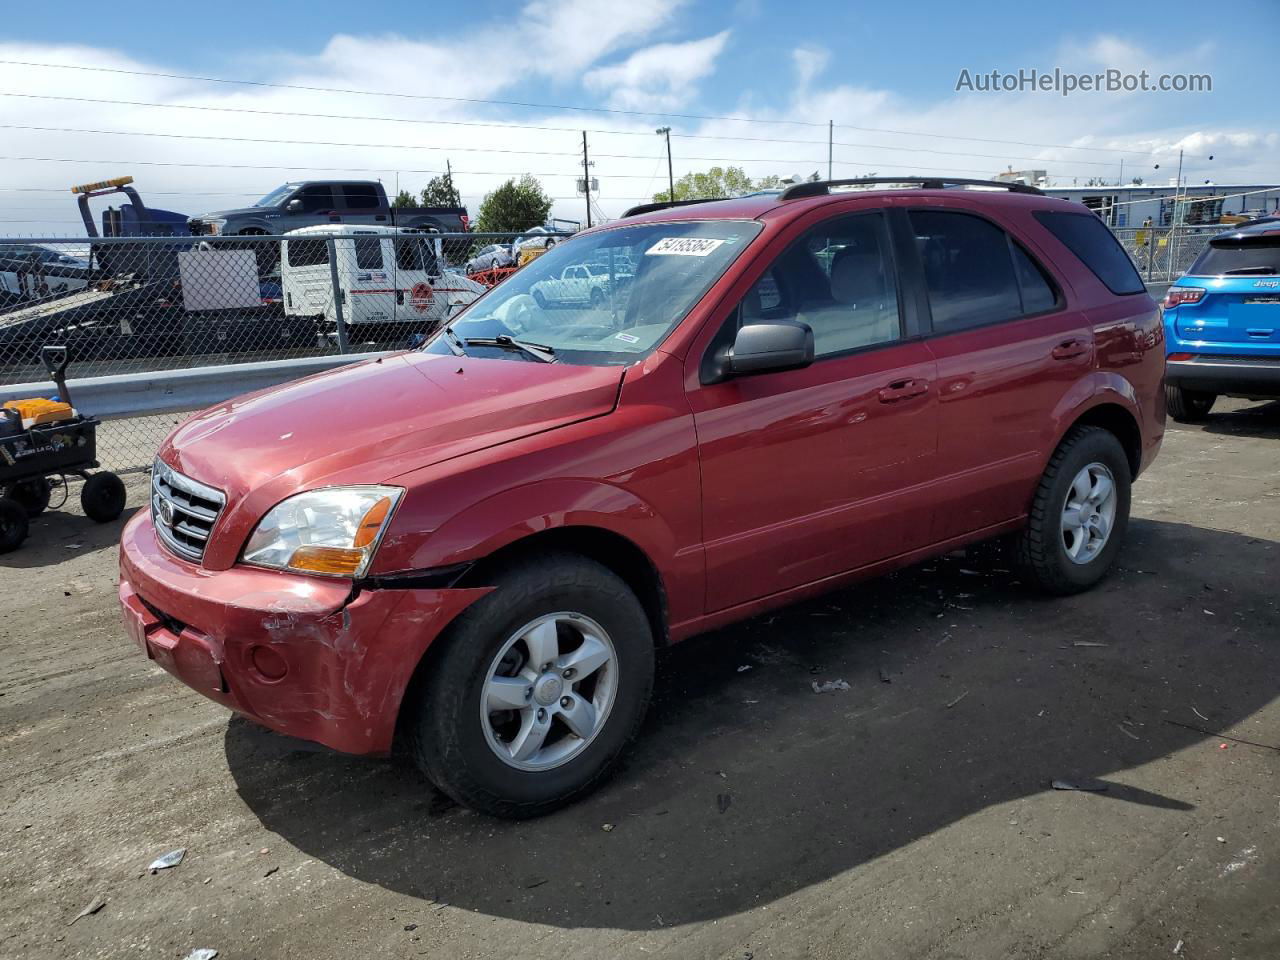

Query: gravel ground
left=1, top=400, right=1277, bottom=960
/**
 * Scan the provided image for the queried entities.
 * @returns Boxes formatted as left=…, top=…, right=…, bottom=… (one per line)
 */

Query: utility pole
left=656, top=126, right=674, bottom=201
left=582, top=131, right=592, bottom=229
left=1118, top=157, right=1124, bottom=187
left=828, top=120, right=833, bottom=181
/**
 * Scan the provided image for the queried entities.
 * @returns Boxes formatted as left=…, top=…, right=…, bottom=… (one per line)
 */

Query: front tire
left=1014, top=426, right=1131, bottom=595
left=407, top=553, right=654, bottom=818
left=1165, top=384, right=1215, bottom=423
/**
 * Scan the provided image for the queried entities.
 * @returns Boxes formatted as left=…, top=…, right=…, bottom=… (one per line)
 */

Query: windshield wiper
left=463, top=335, right=557, bottom=363
left=1223, top=265, right=1279, bottom=275
left=440, top=326, right=467, bottom=356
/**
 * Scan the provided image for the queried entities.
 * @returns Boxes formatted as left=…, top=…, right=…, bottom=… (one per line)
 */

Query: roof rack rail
left=777, top=177, right=1043, bottom=201
left=621, top=197, right=726, bottom=218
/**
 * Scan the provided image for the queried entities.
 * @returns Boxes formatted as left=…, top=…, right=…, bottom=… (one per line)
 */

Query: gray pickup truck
left=188, top=180, right=469, bottom=236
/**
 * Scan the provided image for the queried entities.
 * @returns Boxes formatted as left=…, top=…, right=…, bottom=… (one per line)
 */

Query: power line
left=0, top=121, right=1136, bottom=171
left=0, top=58, right=1207, bottom=159
left=0, top=151, right=1087, bottom=180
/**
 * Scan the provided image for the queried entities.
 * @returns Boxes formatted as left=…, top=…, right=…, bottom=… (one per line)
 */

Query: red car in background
left=120, top=178, right=1165, bottom=817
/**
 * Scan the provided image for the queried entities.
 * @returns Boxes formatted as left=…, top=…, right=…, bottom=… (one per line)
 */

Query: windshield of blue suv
left=426, top=220, right=761, bottom=365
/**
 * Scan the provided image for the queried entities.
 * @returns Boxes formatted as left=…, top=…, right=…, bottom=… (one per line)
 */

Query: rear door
left=344, top=233, right=394, bottom=323
left=1172, top=231, right=1280, bottom=354
left=339, top=183, right=389, bottom=225
left=903, top=205, right=1093, bottom=541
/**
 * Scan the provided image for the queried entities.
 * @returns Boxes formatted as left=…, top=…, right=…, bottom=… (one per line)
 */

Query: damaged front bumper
left=118, top=512, right=489, bottom=754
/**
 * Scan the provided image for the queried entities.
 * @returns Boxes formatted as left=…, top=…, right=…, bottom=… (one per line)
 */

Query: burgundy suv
left=119, top=178, right=1165, bottom=817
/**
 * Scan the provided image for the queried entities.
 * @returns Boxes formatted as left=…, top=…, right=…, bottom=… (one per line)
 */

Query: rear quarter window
left=1034, top=210, right=1145, bottom=295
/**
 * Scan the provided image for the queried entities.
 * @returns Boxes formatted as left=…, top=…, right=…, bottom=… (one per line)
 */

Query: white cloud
left=583, top=31, right=731, bottom=111
left=0, top=16, right=1273, bottom=233
left=791, top=46, right=829, bottom=91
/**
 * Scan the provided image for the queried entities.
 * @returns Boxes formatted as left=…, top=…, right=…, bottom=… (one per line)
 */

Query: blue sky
left=0, top=0, right=1275, bottom=229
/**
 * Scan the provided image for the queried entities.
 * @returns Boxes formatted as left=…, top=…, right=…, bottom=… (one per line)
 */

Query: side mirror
left=285, top=198, right=304, bottom=214
left=728, top=320, right=814, bottom=376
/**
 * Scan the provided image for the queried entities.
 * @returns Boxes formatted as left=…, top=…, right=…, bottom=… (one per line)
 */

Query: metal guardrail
left=0, top=352, right=380, bottom=419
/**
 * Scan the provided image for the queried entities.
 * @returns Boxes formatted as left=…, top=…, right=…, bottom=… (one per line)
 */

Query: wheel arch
left=1057, top=398, right=1143, bottom=479
left=455, top=525, right=670, bottom=648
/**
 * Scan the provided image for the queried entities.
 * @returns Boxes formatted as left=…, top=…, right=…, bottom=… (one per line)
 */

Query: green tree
left=474, top=175, right=554, bottom=233
left=654, top=165, right=760, bottom=203
left=420, top=171, right=462, bottom=207
left=391, top=189, right=415, bottom=208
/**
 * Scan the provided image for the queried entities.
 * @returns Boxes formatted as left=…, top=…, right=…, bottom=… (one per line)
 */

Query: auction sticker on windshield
left=646, top=237, right=727, bottom=257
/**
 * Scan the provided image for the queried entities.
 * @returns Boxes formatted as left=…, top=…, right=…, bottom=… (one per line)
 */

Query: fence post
left=326, top=236, right=349, bottom=354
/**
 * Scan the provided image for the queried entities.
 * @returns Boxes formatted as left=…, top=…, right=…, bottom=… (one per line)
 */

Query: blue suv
left=1163, top=221, right=1280, bottom=421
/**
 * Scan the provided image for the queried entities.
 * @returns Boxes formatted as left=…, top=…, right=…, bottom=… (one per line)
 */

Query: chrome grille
left=151, top=459, right=226, bottom=563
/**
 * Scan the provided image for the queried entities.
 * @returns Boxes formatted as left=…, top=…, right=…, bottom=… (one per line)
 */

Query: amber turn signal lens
left=288, top=545, right=366, bottom=575
left=354, top=496, right=393, bottom=549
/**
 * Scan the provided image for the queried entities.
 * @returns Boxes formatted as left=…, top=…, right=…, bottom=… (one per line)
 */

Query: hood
left=161, top=351, right=624, bottom=526
left=189, top=207, right=260, bottom=222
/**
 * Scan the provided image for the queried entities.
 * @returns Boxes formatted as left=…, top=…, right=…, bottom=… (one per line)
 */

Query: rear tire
left=1014, top=426, right=1131, bottom=595
left=81, top=472, right=126, bottom=523
left=0, top=498, right=28, bottom=553
left=6, top=478, right=51, bottom=517
left=1165, top=384, right=1215, bottom=423
left=407, top=553, right=655, bottom=819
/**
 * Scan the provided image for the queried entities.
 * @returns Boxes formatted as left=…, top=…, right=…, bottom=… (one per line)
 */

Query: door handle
left=878, top=378, right=929, bottom=403
left=1051, top=338, right=1089, bottom=360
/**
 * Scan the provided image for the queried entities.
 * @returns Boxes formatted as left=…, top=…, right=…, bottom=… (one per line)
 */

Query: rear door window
left=286, top=237, right=329, bottom=267
left=909, top=210, right=1023, bottom=331
left=341, top=183, right=382, bottom=209
left=354, top=236, right=383, bottom=269
left=1034, top=210, right=1145, bottom=294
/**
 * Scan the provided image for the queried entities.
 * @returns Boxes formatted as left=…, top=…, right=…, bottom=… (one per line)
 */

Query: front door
left=689, top=210, right=939, bottom=613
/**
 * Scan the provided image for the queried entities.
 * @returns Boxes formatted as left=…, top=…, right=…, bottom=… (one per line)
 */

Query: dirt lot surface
left=2, top=401, right=1277, bottom=960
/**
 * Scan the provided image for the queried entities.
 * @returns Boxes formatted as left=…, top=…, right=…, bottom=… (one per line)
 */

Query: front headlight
left=242, top=486, right=403, bottom=578
left=207, top=219, right=225, bottom=236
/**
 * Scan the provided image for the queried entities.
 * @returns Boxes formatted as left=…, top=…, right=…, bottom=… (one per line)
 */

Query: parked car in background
left=528, top=262, right=619, bottom=307
left=188, top=181, right=469, bottom=237
left=120, top=178, right=1164, bottom=819
left=0, top=244, right=92, bottom=303
left=466, top=243, right=516, bottom=274
left=513, top=226, right=564, bottom=258
left=1162, top=219, right=1280, bottom=421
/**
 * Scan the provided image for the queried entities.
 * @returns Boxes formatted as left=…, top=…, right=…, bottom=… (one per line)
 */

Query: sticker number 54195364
left=646, top=237, right=727, bottom=257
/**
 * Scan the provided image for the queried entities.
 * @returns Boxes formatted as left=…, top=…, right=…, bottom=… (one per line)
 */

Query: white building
left=1039, top=183, right=1280, bottom=228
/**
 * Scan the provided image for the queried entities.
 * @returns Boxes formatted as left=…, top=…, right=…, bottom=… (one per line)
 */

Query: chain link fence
left=1111, top=224, right=1220, bottom=284
left=1, top=231, right=553, bottom=472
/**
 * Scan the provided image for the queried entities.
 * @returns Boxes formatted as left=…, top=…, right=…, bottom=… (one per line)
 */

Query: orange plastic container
left=3, top=398, right=76, bottom=428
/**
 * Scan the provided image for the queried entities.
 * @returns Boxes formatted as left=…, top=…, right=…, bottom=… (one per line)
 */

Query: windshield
left=427, top=220, right=760, bottom=365
left=255, top=184, right=298, bottom=208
